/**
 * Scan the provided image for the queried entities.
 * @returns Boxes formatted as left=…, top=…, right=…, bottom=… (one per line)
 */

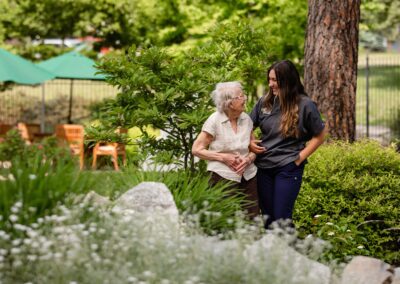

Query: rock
left=392, top=267, right=400, bottom=284
left=244, top=234, right=331, bottom=284
left=340, top=256, right=393, bottom=284
left=82, top=190, right=110, bottom=207
left=112, top=182, right=179, bottom=224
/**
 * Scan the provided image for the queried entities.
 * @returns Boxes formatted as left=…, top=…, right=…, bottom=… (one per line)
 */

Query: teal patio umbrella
left=0, top=48, right=55, bottom=131
left=0, top=47, right=55, bottom=84
left=37, top=51, right=105, bottom=123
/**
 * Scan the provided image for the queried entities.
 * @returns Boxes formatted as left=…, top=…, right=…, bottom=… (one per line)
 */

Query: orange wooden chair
left=0, top=124, right=13, bottom=143
left=55, top=124, right=85, bottom=169
left=17, top=123, right=41, bottom=144
left=92, top=128, right=127, bottom=171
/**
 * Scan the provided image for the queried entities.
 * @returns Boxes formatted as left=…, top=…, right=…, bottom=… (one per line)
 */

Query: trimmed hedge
left=294, top=140, right=400, bottom=265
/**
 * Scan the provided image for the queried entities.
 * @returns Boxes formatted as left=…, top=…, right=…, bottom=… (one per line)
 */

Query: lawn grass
left=356, top=53, right=400, bottom=127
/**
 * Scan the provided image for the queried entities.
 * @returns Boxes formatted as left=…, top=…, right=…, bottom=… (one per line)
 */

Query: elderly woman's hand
left=249, top=139, right=266, bottom=154
left=220, top=153, right=243, bottom=170
left=234, top=153, right=255, bottom=175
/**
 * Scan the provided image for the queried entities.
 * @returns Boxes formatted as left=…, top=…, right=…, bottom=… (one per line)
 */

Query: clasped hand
left=222, top=153, right=250, bottom=175
left=221, top=140, right=266, bottom=175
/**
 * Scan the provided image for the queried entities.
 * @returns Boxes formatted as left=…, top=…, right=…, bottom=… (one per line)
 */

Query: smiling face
left=268, top=69, right=280, bottom=96
left=229, top=89, right=247, bottom=113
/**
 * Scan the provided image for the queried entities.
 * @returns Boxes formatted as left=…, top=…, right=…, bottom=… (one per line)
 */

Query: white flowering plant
left=0, top=202, right=333, bottom=284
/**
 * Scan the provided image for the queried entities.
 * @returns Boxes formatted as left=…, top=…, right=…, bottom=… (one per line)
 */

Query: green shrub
left=294, top=140, right=400, bottom=265
left=0, top=130, right=82, bottom=169
left=0, top=129, right=26, bottom=161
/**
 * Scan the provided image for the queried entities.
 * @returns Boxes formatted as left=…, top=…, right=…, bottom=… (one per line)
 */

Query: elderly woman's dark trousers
left=257, top=162, right=305, bottom=228
left=209, top=172, right=259, bottom=219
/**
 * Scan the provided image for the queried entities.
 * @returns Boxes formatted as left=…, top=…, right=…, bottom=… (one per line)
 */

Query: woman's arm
left=236, top=129, right=261, bottom=174
left=295, top=125, right=327, bottom=166
left=192, top=131, right=240, bottom=169
left=249, top=130, right=266, bottom=154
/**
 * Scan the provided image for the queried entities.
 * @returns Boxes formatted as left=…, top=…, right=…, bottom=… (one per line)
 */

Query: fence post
left=67, top=79, right=74, bottom=124
left=366, top=52, right=370, bottom=138
left=41, top=83, right=46, bottom=133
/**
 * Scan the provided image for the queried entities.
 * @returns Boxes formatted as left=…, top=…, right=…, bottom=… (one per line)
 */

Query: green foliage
left=84, top=124, right=140, bottom=169
left=97, top=21, right=271, bottom=170
left=85, top=125, right=130, bottom=145
left=294, top=140, right=400, bottom=265
left=1, top=0, right=307, bottom=62
left=0, top=127, right=91, bottom=172
left=0, top=130, right=61, bottom=164
left=0, top=0, right=190, bottom=48
left=166, top=172, right=245, bottom=234
left=1, top=0, right=84, bottom=40
left=17, top=44, right=70, bottom=61
left=0, top=129, right=26, bottom=161
left=0, top=130, right=95, bottom=232
left=361, top=0, right=400, bottom=41
left=0, top=130, right=74, bottom=167
left=0, top=153, right=95, bottom=232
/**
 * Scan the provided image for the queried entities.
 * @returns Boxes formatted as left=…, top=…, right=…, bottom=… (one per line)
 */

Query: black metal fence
left=356, top=53, right=400, bottom=145
left=0, top=79, right=117, bottom=132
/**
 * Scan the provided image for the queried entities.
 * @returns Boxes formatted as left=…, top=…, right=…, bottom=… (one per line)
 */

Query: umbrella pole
left=67, top=79, right=74, bottom=123
left=41, top=83, right=46, bottom=132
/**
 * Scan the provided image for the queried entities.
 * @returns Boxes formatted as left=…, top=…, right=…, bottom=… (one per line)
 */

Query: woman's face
left=268, top=69, right=279, bottom=96
left=229, top=90, right=247, bottom=113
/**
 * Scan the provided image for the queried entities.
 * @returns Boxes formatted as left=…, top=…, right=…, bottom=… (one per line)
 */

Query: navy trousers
left=257, top=161, right=305, bottom=228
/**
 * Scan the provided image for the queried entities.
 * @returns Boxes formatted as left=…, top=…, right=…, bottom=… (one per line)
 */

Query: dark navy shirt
left=249, top=94, right=325, bottom=169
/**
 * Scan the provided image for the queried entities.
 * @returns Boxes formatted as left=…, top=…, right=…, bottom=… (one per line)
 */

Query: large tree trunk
left=304, top=0, right=361, bottom=141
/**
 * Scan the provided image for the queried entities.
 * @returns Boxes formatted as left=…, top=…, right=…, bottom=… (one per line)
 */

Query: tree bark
left=304, top=0, right=361, bottom=141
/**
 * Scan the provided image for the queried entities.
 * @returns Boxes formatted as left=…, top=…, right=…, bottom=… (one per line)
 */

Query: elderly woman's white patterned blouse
left=202, top=111, right=257, bottom=183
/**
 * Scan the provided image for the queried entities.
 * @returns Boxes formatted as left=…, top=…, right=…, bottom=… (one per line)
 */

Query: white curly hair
left=211, top=81, right=243, bottom=113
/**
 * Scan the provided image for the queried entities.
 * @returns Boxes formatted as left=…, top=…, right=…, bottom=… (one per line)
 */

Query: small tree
left=97, top=21, right=271, bottom=171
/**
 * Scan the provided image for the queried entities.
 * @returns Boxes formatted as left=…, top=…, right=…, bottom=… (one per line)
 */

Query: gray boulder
left=393, top=267, right=400, bottom=284
left=82, top=190, right=111, bottom=207
left=112, top=181, right=179, bottom=224
left=340, top=256, right=394, bottom=284
left=244, top=234, right=331, bottom=284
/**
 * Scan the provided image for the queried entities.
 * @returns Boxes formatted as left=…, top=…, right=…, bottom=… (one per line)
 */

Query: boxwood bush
left=294, top=140, right=400, bottom=265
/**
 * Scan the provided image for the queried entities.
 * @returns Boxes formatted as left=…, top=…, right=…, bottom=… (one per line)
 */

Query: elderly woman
left=192, top=82, right=259, bottom=219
